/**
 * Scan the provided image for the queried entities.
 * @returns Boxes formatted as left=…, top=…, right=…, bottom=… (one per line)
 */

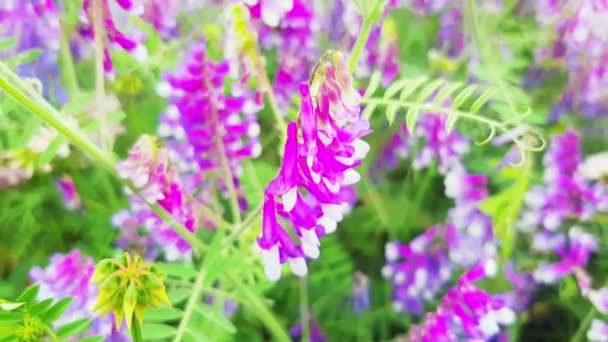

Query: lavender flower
left=289, top=315, right=327, bottom=342
left=351, top=271, right=371, bottom=314
left=246, top=0, right=318, bottom=108
left=414, top=113, right=469, bottom=173
left=0, top=0, right=65, bottom=104
left=156, top=41, right=262, bottom=209
left=258, top=52, right=370, bottom=281
left=55, top=175, right=81, bottom=211
left=383, top=226, right=454, bottom=314
left=405, top=259, right=515, bottom=341
left=116, top=135, right=197, bottom=261
left=29, top=250, right=129, bottom=339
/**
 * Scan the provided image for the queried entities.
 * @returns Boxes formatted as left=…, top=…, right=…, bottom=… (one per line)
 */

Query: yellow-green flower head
left=91, top=253, right=170, bottom=331
left=15, top=315, right=46, bottom=342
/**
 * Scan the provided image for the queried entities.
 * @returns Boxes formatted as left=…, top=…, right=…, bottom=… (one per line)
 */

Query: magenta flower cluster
left=405, top=259, right=515, bottom=341
left=258, top=52, right=370, bottom=280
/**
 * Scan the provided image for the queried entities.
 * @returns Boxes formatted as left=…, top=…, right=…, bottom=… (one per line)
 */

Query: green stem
left=300, top=277, right=310, bottom=342
left=570, top=307, right=595, bottom=342
left=348, top=17, right=374, bottom=74
left=228, top=274, right=290, bottom=342
left=173, top=266, right=207, bottom=342
left=253, top=50, right=287, bottom=134
left=0, top=62, right=207, bottom=254
left=59, top=22, right=79, bottom=97
left=225, top=203, right=263, bottom=245
left=130, top=318, right=144, bottom=342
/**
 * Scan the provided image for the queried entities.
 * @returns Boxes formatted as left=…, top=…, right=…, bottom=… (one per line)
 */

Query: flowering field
left=2, top=0, right=608, bottom=341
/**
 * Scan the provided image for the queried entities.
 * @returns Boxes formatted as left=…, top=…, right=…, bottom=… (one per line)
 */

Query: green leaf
left=38, top=135, right=67, bottom=166
left=168, top=288, right=191, bottom=306
left=398, top=77, right=428, bottom=101
left=56, top=318, right=91, bottom=339
left=0, top=302, right=23, bottom=311
left=452, top=84, right=478, bottom=109
left=41, top=297, right=74, bottom=324
left=363, top=71, right=382, bottom=99
left=0, top=38, right=17, bottom=51
left=141, top=323, right=177, bottom=340
left=193, top=305, right=237, bottom=334
left=417, top=79, right=445, bottom=103
left=470, top=87, right=496, bottom=114
left=5, top=49, right=43, bottom=67
left=405, top=107, right=419, bottom=134
left=28, top=298, right=54, bottom=317
left=0, top=311, right=23, bottom=323
left=159, top=263, right=197, bottom=280
left=16, top=286, right=39, bottom=307
left=78, top=336, right=105, bottom=342
left=61, top=93, right=95, bottom=114
left=434, top=82, right=462, bottom=104
left=145, top=307, right=183, bottom=323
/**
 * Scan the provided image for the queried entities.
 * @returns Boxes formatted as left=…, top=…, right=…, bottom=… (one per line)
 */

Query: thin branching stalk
left=251, top=43, right=287, bottom=134
left=224, top=203, right=263, bottom=245
left=570, top=307, right=595, bottom=342
left=130, top=319, right=144, bottom=342
left=0, top=62, right=207, bottom=254
left=228, top=273, right=291, bottom=342
left=202, top=72, right=242, bottom=224
left=348, top=17, right=374, bottom=75
left=173, top=267, right=207, bottom=342
left=59, top=21, right=79, bottom=97
left=300, top=277, right=310, bottom=342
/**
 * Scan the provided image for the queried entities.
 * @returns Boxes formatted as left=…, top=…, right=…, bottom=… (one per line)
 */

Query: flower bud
left=91, top=253, right=170, bottom=332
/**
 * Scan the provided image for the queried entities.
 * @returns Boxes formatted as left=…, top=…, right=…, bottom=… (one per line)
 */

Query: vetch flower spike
left=91, top=253, right=170, bottom=332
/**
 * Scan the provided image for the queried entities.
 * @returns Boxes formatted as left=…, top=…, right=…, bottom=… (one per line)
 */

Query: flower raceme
left=258, top=51, right=371, bottom=281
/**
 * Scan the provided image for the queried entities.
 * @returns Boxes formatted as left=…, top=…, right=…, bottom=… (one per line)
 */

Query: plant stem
left=225, top=202, right=263, bottom=245
left=348, top=17, right=374, bottom=75
left=59, top=21, right=79, bottom=97
left=253, top=50, right=287, bottom=134
left=570, top=307, right=595, bottom=342
left=228, top=273, right=290, bottom=342
left=300, top=277, right=310, bottom=342
left=0, top=62, right=207, bottom=254
left=130, top=318, right=144, bottom=342
left=201, top=74, right=243, bottom=225
left=173, top=266, right=207, bottom=342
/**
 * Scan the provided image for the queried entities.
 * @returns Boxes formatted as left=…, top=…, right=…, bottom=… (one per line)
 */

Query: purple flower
left=383, top=226, right=454, bottom=314
left=351, top=271, right=371, bottom=314
left=116, top=135, right=197, bottom=261
left=289, top=315, right=327, bottom=342
left=439, top=8, right=465, bottom=58
left=156, top=41, right=262, bottom=210
left=55, top=175, right=81, bottom=211
left=258, top=52, right=370, bottom=281
left=111, top=209, right=158, bottom=260
left=29, top=250, right=130, bottom=340
left=533, top=226, right=598, bottom=283
left=406, top=259, right=515, bottom=342
left=414, top=113, right=469, bottom=173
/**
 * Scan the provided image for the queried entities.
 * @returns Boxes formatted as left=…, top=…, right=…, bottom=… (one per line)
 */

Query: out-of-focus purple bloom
left=351, top=271, right=371, bottom=314
left=55, top=175, right=81, bottom=211
left=116, top=135, right=197, bottom=261
left=372, top=113, right=469, bottom=176
left=414, top=113, right=469, bottom=173
left=588, top=319, right=608, bottom=342
left=533, top=0, right=608, bottom=120
left=29, top=250, right=130, bottom=340
left=520, top=131, right=608, bottom=232
left=258, top=52, right=370, bottom=281
left=111, top=209, right=158, bottom=260
left=383, top=226, right=454, bottom=314
left=244, top=0, right=294, bottom=28
left=439, top=8, right=465, bottom=58
left=533, top=226, right=598, bottom=283
left=0, top=0, right=66, bottom=104
left=406, top=259, right=515, bottom=342
left=156, top=41, right=261, bottom=210
left=497, top=263, right=535, bottom=313
left=289, top=315, right=327, bottom=342
left=79, top=0, right=148, bottom=77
